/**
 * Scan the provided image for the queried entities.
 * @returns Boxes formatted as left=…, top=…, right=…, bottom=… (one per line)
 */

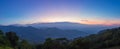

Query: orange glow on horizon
left=23, top=9, right=120, bottom=26
left=79, top=20, right=120, bottom=26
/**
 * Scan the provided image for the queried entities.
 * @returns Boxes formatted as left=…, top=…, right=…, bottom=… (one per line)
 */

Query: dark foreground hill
left=70, top=27, right=120, bottom=49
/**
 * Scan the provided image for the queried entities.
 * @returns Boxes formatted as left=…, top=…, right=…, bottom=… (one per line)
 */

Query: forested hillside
left=0, top=27, right=120, bottom=49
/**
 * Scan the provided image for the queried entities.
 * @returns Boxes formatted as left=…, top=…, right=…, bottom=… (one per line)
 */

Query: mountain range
left=0, top=25, right=87, bottom=43
left=13, top=22, right=120, bottom=33
left=0, top=22, right=119, bottom=43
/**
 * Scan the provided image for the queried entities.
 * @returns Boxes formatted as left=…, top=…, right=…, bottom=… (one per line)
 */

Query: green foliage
left=6, top=32, right=19, bottom=49
left=19, top=40, right=33, bottom=49
left=0, top=30, right=33, bottom=49
left=0, top=30, right=11, bottom=47
left=42, top=38, right=69, bottom=49
left=0, top=30, right=4, bottom=35
left=0, top=30, right=5, bottom=46
left=0, top=46, right=13, bottom=49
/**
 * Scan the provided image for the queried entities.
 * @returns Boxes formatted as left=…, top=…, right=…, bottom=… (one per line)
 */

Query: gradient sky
left=0, top=0, right=120, bottom=25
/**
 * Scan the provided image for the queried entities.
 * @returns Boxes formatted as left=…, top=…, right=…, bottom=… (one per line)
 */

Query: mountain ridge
left=6, top=22, right=120, bottom=34
left=0, top=25, right=87, bottom=43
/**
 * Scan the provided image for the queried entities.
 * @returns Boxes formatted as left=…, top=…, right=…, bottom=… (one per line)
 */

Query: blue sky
left=0, top=0, right=120, bottom=25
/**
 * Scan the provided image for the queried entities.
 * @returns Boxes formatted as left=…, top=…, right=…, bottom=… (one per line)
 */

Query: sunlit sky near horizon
left=0, top=0, right=120, bottom=25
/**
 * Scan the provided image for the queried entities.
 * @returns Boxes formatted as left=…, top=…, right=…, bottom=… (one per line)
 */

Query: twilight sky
left=0, top=0, right=120, bottom=25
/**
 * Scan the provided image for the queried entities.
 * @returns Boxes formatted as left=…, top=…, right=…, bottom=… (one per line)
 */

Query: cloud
left=80, top=20, right=89, bottom=22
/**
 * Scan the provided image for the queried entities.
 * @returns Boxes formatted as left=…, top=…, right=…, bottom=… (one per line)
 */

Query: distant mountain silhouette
left=0, top=25, right=87, bottom=43
left=24, top=22, right=119, bottom=33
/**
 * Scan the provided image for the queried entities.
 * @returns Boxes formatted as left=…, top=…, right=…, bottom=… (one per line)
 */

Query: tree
left=19, top=40, right=33, bottom=49
left=0, top=30, right=4, bottom=35
left=6, top=32, right=19, bottom=49
left=35, top=44, right=43, bottom=49
left=0, top=30, right=5, bottom=46
left=43, top=38, right=69, bottom=49
left=42, top=38, right=53, bottom=49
